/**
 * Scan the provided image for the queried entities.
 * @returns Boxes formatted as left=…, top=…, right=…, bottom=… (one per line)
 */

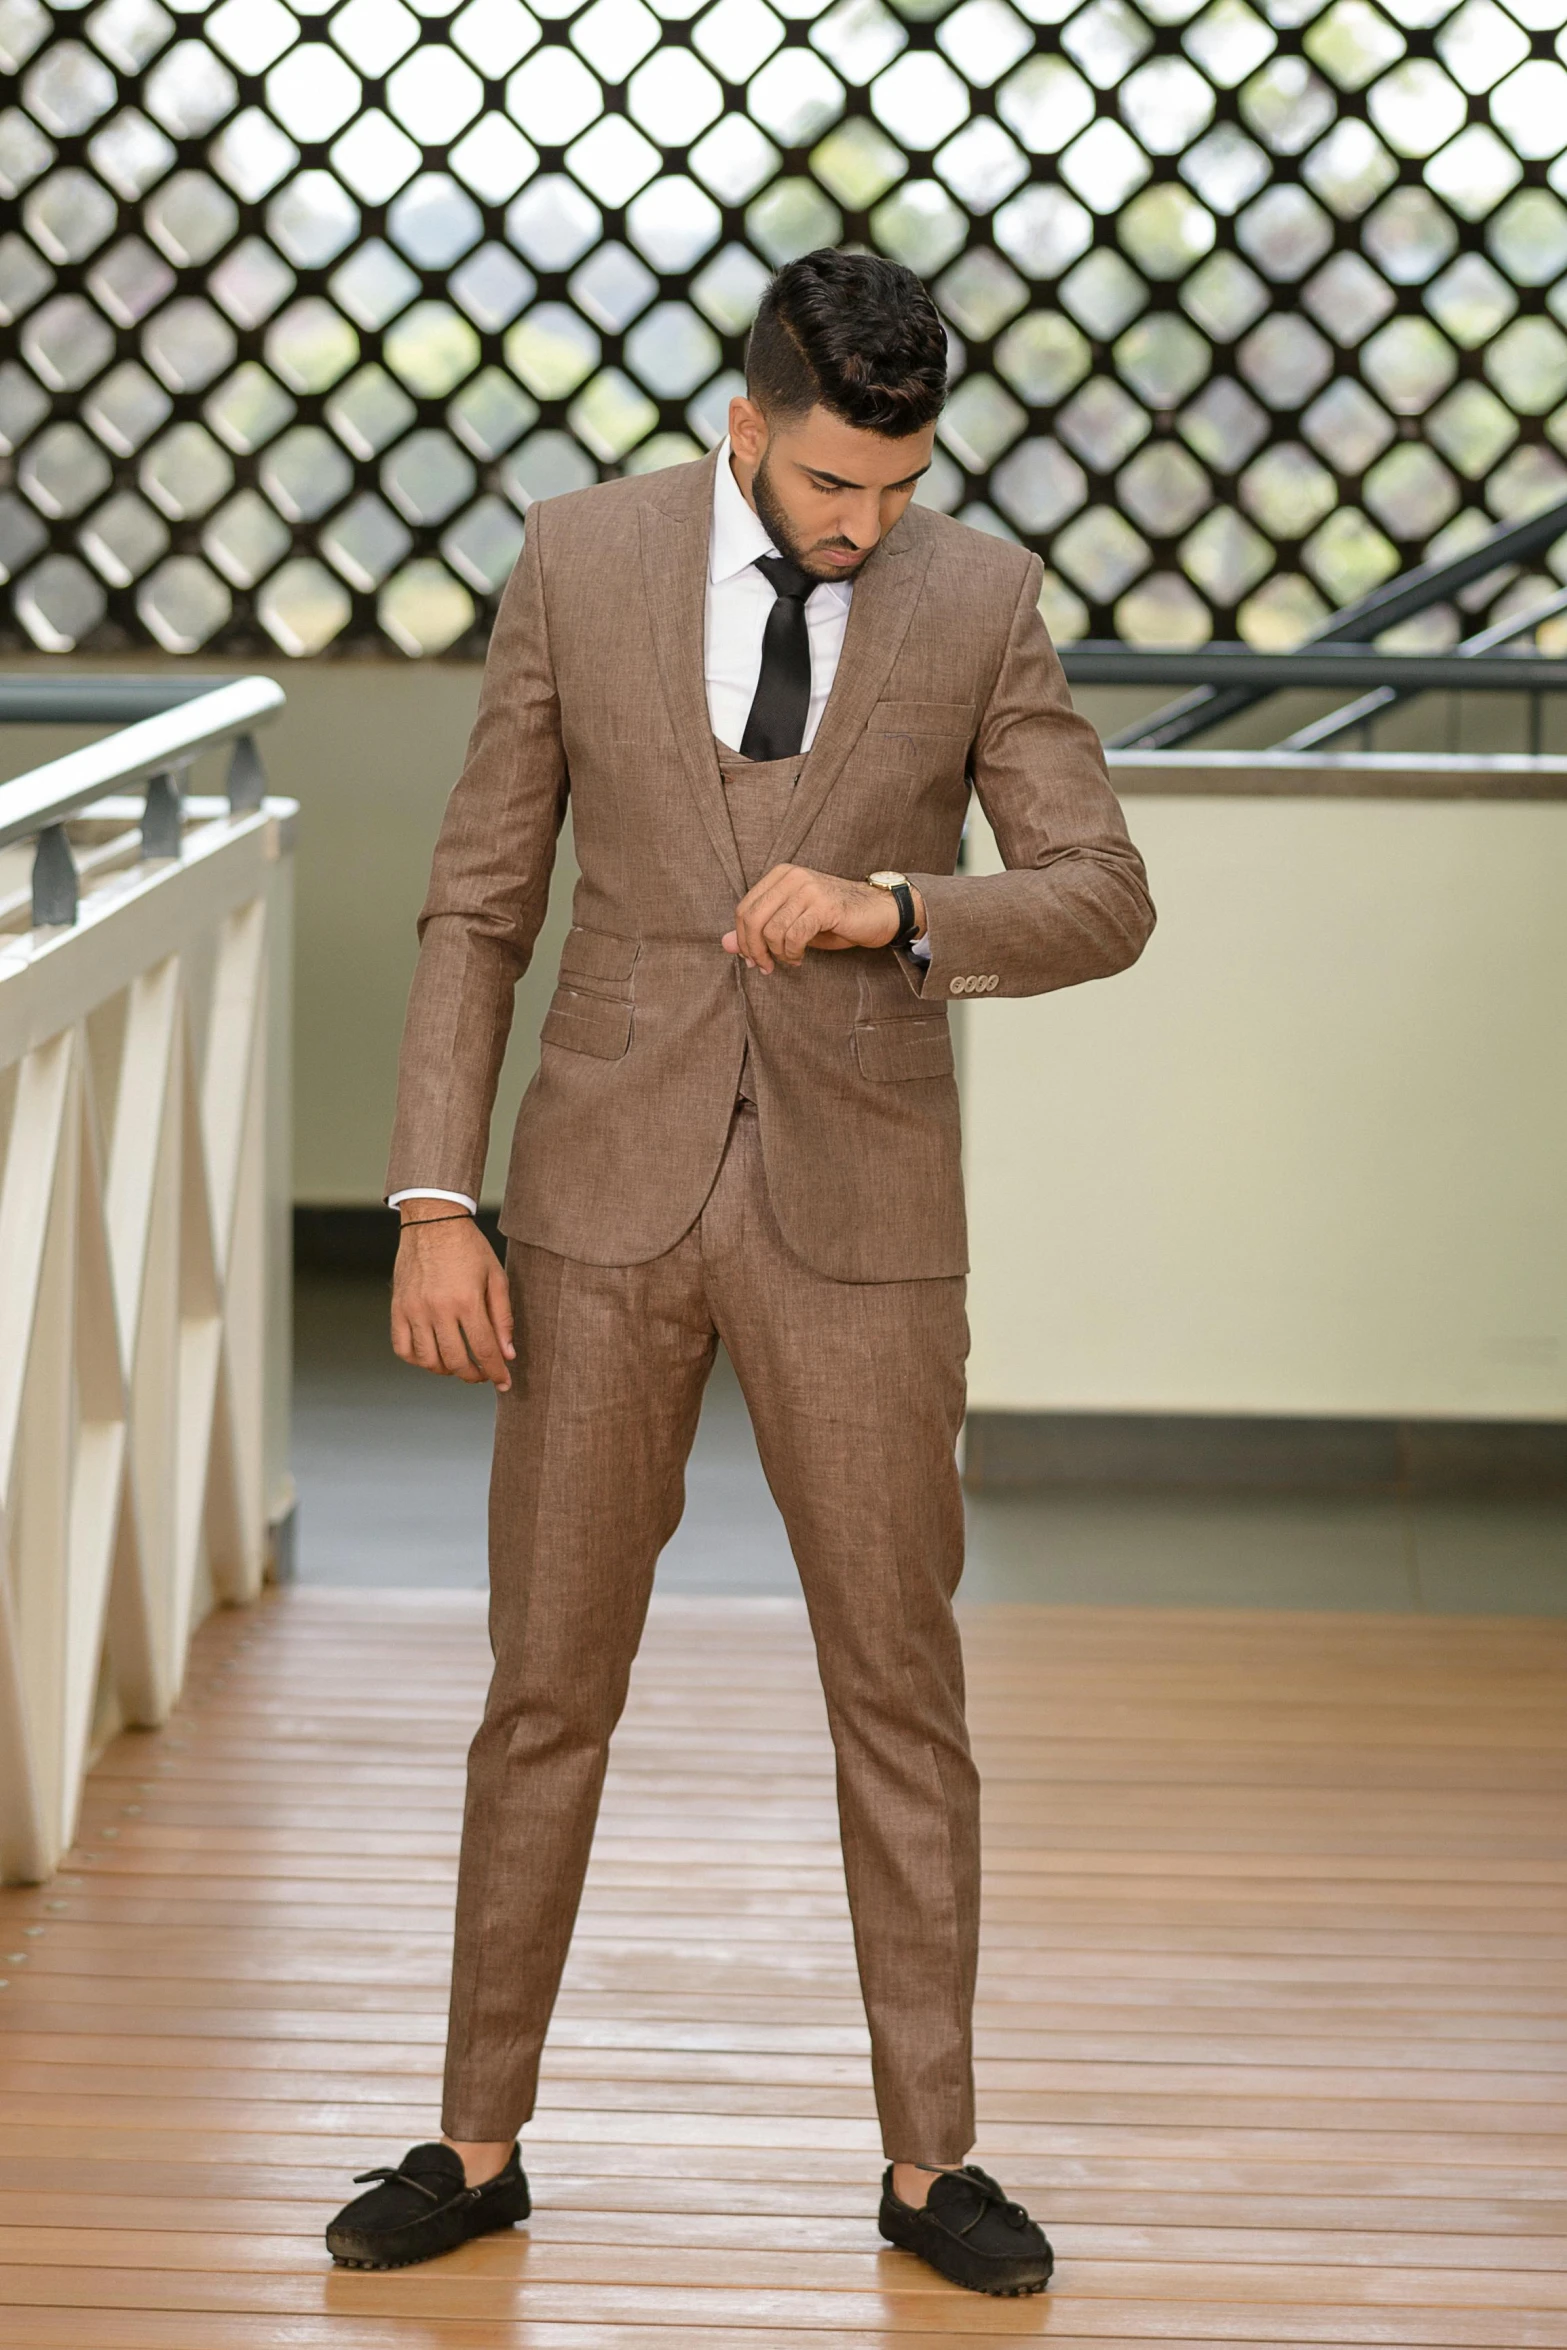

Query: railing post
left=31, top=824, right=78, bottom=927
left=141, top=768, right=185, bottom=859
left=226, top=735, right=266, bottom=814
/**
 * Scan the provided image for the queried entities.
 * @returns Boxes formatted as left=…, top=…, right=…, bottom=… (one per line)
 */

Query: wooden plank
left=3, top=2216, right=1567, bottom=2266
left=5, top=2029, right=1562, bottom=2082
left=0, top=2186, right=1563, bottom=2236
left=2, top=2215, right=1567, bottom=2275
left=2, top=2014, right=1564, bottom=2063
left=3, top=2267, right=1567, bottom=2343
left=3, top=2076, right=1566, bottom=2138
left=0, top=2325, right=1556, bottom=2350
left=2, top=2227, right=1566, bottom=2304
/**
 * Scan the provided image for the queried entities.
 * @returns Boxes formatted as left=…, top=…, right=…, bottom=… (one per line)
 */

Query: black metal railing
left=1103, top=492, right=1567, bottom=753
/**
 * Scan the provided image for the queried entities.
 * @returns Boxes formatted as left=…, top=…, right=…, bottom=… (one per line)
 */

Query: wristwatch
left=868, top=870, right=922, bottom=952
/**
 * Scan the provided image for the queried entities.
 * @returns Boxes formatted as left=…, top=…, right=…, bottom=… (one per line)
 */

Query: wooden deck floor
left=0, top=1588, right=1563, bottom=2347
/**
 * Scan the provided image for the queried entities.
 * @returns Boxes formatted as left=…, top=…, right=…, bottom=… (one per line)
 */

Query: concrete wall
left=960, top=792, right=1567, bottom=1425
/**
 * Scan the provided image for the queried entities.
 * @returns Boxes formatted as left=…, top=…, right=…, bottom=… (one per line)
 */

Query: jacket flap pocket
left=853, top=1016, right=954, bottom=1083
left=542, top=987, right=632, bottom=1061
left=558, top=926, right=639, bottom=991
left=867, top=700, right=972, bottom=738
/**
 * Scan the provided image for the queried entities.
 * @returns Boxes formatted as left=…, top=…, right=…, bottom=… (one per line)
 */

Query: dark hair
left=745, top=249, right=948, bottom=437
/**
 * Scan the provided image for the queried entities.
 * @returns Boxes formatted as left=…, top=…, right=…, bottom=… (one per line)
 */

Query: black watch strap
left=887, top=879, right=919, bottom=952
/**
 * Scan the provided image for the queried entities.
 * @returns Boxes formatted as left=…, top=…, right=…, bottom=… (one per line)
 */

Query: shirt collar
left=708, top=438, right=851, bottom=602
left=710, top=438, right=777, bottom=585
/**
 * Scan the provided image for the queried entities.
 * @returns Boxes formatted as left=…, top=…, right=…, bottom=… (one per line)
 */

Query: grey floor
left=293, top=1273, right=1567, bottom=1612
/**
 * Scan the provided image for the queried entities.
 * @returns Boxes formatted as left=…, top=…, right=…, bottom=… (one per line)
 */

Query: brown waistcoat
left=716, top=734, right=801, bottom=1105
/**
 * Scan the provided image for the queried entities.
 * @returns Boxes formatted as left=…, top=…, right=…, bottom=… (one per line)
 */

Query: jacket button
left=949, top=975, right=967, bottom=995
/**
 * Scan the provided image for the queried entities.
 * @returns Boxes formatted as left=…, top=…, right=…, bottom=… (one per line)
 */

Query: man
left=326, top=249, right=1154, bottom=2296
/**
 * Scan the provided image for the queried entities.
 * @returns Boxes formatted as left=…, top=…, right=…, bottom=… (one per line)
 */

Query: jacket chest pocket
left=866, top=700, right=972, bottom=748
left=853, top=1016, right=954, bottom=1083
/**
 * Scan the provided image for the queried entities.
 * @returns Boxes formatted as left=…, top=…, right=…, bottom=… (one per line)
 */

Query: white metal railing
left=0, top=678, right=292, bottom=1883
left=1103, top=748, right=1567, bottom=799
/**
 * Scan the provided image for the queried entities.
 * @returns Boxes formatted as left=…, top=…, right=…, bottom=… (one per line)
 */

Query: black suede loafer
left=326, top=2142, right=529, bottom=2268
left=878, top=2163, right=1054, bottom=2296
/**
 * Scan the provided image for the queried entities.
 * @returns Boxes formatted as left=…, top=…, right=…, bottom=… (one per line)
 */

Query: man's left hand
left=723, top=865, right=925, bottom=973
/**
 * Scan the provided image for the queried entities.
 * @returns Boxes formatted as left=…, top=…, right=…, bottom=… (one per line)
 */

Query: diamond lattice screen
left=4, top=0, right=1567, bottom=657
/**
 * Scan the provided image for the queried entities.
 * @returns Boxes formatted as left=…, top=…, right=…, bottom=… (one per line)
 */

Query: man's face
left=727, top=396, right=936, bottom=583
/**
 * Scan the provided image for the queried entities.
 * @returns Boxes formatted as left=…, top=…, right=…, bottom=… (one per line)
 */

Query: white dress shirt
left=392, top=445, right=920, bottom=1212
left=705, top=437, right=852, bottom=755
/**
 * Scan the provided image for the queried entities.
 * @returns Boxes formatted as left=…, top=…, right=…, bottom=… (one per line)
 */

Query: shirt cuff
left=909, top=934, right=931, bottom=963
left=387, top=1188, right=478, bottom=1213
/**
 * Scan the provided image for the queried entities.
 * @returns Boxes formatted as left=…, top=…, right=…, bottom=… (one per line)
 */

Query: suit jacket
left=386, top=446, right=1155, bottom=1282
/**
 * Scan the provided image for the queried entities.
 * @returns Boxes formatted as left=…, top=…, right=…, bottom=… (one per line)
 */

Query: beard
left=752, top=451, right=868, bottom=581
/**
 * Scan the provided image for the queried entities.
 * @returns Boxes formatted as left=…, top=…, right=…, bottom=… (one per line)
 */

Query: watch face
left=869, top=870, right=907, bottom=889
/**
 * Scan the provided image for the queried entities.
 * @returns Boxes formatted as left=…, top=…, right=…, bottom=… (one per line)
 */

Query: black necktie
left=740, top=553, right=814, bottom=762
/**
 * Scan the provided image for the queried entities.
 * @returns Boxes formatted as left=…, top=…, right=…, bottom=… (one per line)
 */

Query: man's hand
left=391, top=1214, right=515, bottom=1391
left=722, top=865, right=925, bottom=974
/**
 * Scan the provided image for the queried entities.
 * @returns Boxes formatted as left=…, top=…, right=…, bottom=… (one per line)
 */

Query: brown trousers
left=441, top=1102, right=978, bottom=2162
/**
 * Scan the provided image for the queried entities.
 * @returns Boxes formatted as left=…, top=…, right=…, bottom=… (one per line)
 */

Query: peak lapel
left=639, top=453, right=745, bottom=900
left=764, top=530, right=933, bottom=874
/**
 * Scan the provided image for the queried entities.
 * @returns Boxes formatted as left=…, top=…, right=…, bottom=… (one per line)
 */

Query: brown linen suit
left=387, top=445, right=1154, bottom=2163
